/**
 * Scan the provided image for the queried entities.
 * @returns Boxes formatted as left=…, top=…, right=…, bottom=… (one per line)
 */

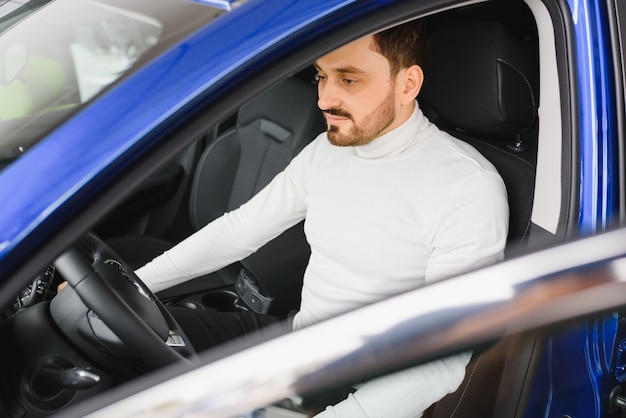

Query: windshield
left=0, top=0, right=225, bottom=165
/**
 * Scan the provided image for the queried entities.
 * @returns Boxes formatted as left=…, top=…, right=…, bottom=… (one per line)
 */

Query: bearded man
left=137, top=20, right=509, bottom=417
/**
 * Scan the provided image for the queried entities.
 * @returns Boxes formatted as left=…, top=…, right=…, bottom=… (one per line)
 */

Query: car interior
left=1, top=0, right=590, bottom=415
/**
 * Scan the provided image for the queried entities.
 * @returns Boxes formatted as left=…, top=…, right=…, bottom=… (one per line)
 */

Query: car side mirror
left=2, top=43, right=27, bottom=84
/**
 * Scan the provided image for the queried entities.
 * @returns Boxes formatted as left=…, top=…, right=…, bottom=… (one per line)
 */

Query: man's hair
left=372, top=19, right=429, bottom=76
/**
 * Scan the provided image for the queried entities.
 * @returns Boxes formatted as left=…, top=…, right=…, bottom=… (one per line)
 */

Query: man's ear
left=399, top=65, right=424, bottom=105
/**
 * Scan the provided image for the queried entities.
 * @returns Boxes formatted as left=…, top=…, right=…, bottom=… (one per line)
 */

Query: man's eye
left=314, top=74, right=326, bottom=83
left=343, top=79, right=356, bottom=86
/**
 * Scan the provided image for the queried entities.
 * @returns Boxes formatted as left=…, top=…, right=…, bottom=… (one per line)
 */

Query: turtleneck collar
left=353, top=105, right=430, bottom=159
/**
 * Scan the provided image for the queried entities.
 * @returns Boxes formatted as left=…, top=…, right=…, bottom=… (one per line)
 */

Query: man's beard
left=325, top=84, right=396, bottom=147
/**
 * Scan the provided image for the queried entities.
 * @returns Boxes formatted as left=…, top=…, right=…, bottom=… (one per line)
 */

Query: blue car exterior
left=0, top=0, right=624, bottom=416
left=523, top=1, right=624, bottom=417
left=572, top=0, right=621, bottom=233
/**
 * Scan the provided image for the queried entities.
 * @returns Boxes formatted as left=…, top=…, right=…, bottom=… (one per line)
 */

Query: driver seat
left=420, top=12, right=538, bottom=257
left=419, top=11, right=540, bottom=418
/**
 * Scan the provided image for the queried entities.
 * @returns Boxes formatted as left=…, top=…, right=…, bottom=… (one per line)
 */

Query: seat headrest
left=420, top=15, right=538, bottom=136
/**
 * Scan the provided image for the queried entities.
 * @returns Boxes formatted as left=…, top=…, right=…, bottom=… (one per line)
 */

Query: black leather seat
left=420, top=13, right=539, bottom=256
left=419, top=13, right=540, bottom=417
left=110, top=76, right=325, bottom=316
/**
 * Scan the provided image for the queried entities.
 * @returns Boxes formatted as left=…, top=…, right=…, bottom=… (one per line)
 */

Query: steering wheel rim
left=53, top=233, right=196, bottom=370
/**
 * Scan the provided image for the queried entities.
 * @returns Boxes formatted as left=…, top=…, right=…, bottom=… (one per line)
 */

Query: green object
left=0, top=55, right=65, bottom=120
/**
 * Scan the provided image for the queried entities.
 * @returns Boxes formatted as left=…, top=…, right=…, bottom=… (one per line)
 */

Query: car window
left=0, top=0, right=226, bottom=164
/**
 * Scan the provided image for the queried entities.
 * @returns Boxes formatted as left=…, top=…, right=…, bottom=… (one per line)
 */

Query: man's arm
left=425, top=170, right=509, bottom=283
left=314, top=351, right=472, bottom=417
left=136, top=168, right=308, bottom=292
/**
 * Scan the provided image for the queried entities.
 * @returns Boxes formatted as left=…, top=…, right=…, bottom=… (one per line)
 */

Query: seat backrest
left=190, top=76, right=325, bottom=314
left=419, top=13, right=539, bottom=256
left=190, top=76, right=324, bottom=228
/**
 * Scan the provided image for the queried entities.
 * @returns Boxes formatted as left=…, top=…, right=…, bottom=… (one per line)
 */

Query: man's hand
left=57, top=281, right=68, bottom=293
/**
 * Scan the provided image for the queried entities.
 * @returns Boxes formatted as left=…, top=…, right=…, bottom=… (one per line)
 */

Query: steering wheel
left=50, top=233, right=196, bottom=371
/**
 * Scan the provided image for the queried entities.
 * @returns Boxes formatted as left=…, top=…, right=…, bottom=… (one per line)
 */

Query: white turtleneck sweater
left=136, top=105, right=509, bottom=417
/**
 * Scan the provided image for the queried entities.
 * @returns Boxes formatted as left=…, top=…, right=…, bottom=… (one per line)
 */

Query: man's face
left=314, top=35, right=404, bottom=147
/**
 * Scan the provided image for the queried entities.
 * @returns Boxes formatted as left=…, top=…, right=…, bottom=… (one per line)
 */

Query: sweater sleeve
left=315, top=351, right=472, bottom=418
left=425, top=171, right=509, bottom=283
left=135, top=167, right=308, bottom=292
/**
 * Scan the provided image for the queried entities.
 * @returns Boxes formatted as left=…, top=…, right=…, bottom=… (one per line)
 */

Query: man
left=137, top=20, right=509, bottom=417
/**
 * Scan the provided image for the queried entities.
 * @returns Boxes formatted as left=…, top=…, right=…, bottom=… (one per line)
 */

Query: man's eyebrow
left=313, top=64, right=367, bottom=75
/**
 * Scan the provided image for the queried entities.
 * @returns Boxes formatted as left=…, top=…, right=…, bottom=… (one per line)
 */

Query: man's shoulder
left=422, top=130, right=500, bottom=177
left=403, top=130, right=506, bottom=205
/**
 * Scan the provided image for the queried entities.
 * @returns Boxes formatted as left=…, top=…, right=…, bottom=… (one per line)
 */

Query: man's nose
left=317, top=81, right=340, bottom=110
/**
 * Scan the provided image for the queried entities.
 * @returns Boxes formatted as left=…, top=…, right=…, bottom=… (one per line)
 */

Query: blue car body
left=571, top=0, right=621, bottom=232
left=0, top=0, right=624, bottom=416
left=525, top=1, right=624, bottom=417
